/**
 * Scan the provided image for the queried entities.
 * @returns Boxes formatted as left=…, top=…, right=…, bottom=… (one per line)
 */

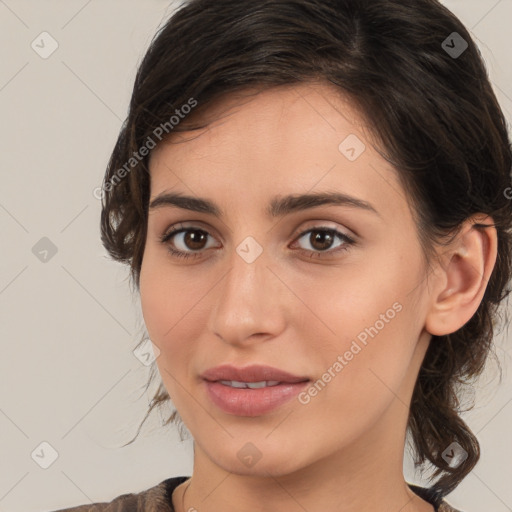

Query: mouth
left=216, top=380, right=282, bottom=389
left=201, top=364, right=310, bottom=416
left=201, top=363, right=309, bottom=384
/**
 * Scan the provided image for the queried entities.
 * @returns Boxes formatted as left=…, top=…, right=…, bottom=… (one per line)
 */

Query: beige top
left=49, top=476, right=463, bottom=512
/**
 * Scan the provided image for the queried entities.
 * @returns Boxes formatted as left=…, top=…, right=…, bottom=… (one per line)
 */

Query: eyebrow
left=149, top=191, right=380, bottom=218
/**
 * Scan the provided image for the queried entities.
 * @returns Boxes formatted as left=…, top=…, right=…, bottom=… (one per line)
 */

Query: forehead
left=147, top=82, right=411, bottom=223
left=154, top=82, right=370, bottom=149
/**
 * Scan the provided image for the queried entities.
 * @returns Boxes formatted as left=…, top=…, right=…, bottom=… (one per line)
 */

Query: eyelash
left=159, top=223, right=356, bottom=261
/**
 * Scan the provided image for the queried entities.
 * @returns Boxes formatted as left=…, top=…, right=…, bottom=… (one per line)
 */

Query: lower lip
left=204, top=380, right=310, bottom=416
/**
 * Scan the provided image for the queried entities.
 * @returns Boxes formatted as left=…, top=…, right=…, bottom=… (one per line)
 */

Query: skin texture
left=139, top=82, right=497, bottom=512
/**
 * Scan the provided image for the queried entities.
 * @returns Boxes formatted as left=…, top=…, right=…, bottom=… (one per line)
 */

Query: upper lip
left=201, top=364, right=309, bottom=383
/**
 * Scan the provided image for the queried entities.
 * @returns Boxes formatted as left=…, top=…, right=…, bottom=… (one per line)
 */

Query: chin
left=204, top=441, right=309, bottom=478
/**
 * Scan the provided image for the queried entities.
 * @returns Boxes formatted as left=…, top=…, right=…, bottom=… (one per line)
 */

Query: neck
left=176, top=397, right=434, bottom=512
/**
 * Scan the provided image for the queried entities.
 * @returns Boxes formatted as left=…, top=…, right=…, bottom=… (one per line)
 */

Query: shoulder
left=47, top=476, right=189, bottom=512
left=407, top=483, right=465, bottom=512
left=439, top=501, right=465, bottom=512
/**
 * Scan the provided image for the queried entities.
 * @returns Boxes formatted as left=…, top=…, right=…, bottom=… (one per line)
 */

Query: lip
left=201, top=364, right=310, bottom=417
left=201, top=364, right=309, bottom=383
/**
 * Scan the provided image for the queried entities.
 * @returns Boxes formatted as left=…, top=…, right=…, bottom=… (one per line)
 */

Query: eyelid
left=160, top=220, right=355, bottom=244
left=291, top=220, right=356, bottom=241
left=290, top=225, right=356, bottom=256
left=160, top=220, right=357, bottom=261
left=160, top=221, right=222, bottom=243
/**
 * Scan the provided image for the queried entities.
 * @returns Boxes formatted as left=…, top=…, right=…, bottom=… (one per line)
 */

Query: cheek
left=139, top=247, right=181, bottom=349
left=139, top=251, right=210, bottom=363
left=299, top=253, right=424, bottom=395
left=139, top=261, right=169, bottom=343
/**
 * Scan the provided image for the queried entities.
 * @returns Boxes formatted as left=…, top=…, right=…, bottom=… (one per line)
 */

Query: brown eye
left=160, top=227, right=218, bottom=259
left=308, top=230, right=336, bottom=251
left=180, top=229, right=209, bottom=250
left=293, top=227, right=355, bottom=258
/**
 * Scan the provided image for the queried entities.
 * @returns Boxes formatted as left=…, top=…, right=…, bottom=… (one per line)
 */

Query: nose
left=208, top=240, right=287, bottom=347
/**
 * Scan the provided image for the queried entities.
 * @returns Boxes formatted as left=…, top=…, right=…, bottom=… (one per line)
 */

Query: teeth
left=246, top=381, right=280, bottom=389
left=219, top=380, right=281, bottom=389
left=226, top=380, right=247, bottom=388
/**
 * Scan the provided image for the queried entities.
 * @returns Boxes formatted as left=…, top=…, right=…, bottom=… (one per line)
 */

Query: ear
left=424, top=214, right=498, bottom=337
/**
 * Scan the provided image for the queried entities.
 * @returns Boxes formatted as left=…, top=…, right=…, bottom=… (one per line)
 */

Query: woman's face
left=140, top=82, right=435, bottom=476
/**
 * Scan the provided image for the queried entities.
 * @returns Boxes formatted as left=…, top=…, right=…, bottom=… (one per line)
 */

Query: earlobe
left=424, top=215, right=497, bottom=337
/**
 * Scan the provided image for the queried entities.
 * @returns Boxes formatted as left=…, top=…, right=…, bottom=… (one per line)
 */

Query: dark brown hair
left=100, top=0, right=512, bottom=500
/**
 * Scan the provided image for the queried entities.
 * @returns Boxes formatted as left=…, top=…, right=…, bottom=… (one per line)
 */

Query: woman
left=51, top=0, right=512, bottom=511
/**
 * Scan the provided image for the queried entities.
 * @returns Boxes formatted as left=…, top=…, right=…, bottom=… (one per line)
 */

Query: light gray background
left=0, top=1, right=511, bottom=511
